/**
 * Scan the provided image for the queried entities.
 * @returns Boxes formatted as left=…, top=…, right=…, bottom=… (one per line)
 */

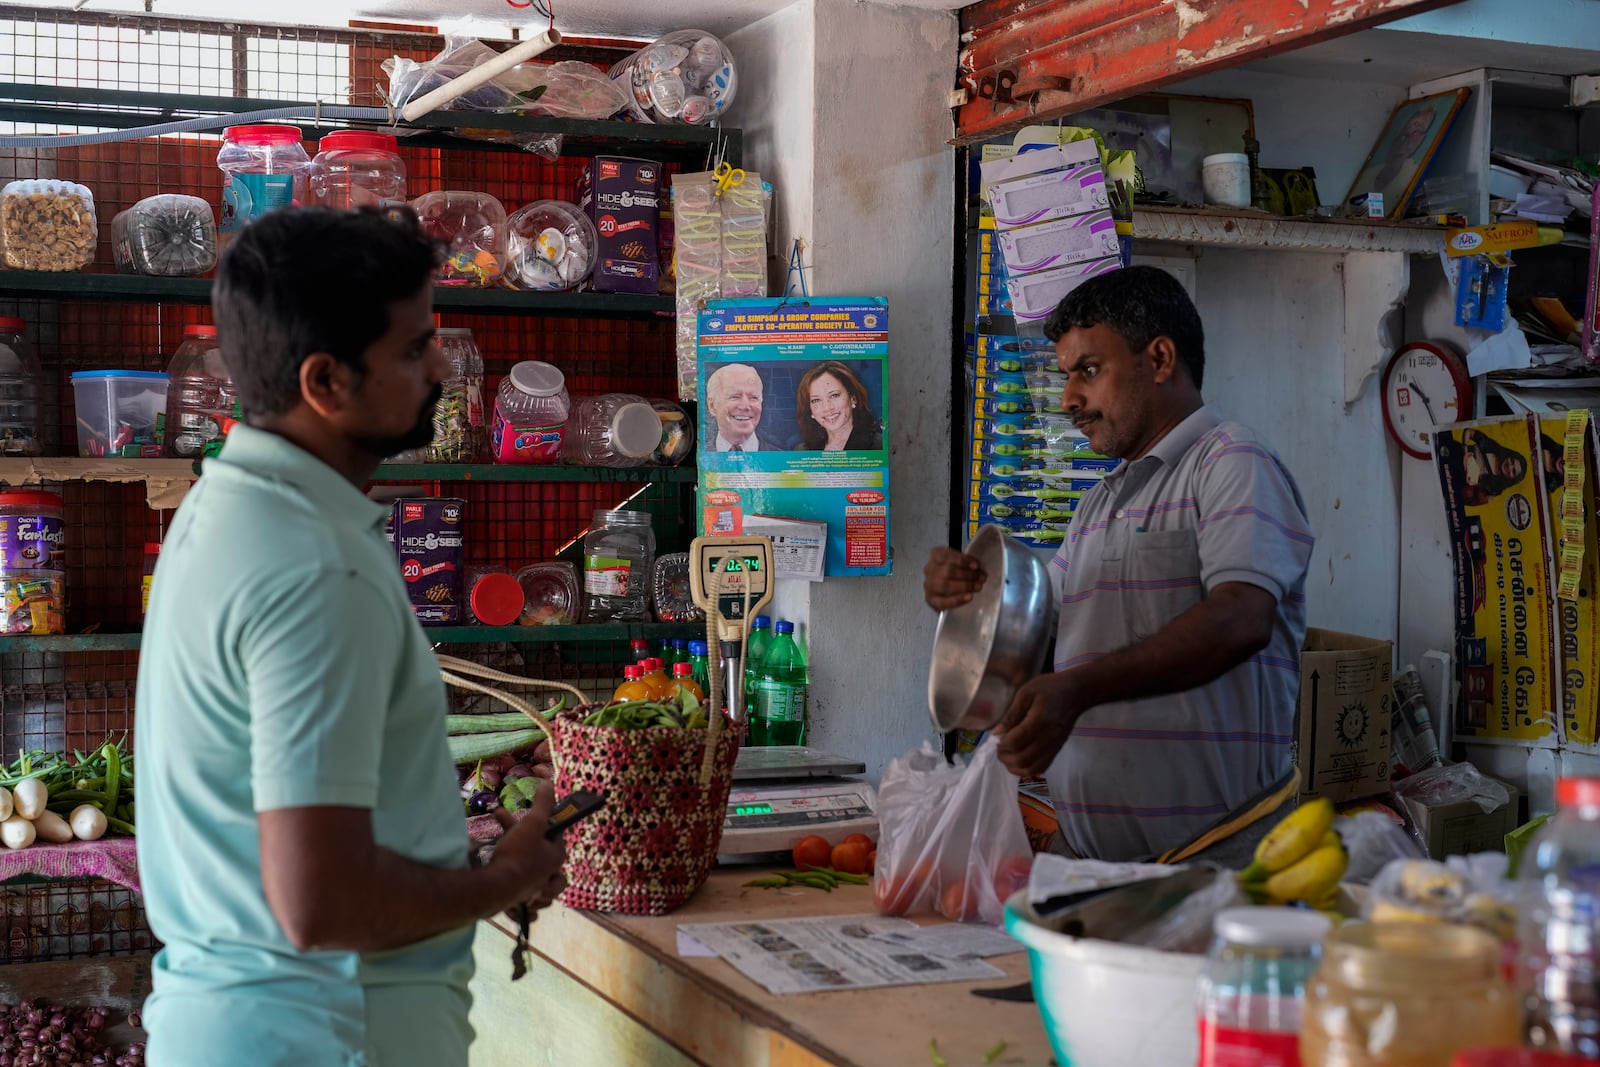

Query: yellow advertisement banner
left=1545, top=412, right=1600, bottom=744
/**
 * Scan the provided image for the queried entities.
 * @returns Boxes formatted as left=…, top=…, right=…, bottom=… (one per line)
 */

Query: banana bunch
left=1237, top=798, right=1350, bottom=909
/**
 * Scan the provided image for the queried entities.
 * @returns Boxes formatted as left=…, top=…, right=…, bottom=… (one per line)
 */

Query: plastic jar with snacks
left=1, top=179, right=97, bottom=272
left=651, top=399, right=694, bottom=465
left=310, top=130, right=407, bottom=210
left=651, top=552, right=703, bottom=623
left=467, top=566, right=525, bottom=626
left=163, top=325, right=237, bottom=459
left=581, top=509, right=655, bottom=622
left=1300, top=922, right=1521, bottom=1067
left=0, top=318, right=43, bottom=457
left=217, top=125, right=312, bottom=246
left=562, top=393, right=665, bottom=468
left=0, top=490, right=65, bottom=635
left=425, top=328, right=484, bottom=463
left=412, top=191, right=507, bottom=286
left=70, top=370, right=168, bottom=457
left=609, top=30, right=738, bottom=126
left=1519, top=777, right=1600, bottom=1057
left=515, top=561, right=580, bottom=626
left=490, top=361, right=569, bottom=464
left=1197, top=907, right=1330, bottom=1067
left=112, top=194, right=218, bottom=276
left=141, top=542, right=160, bottom=617
left=503, top=200, right=597, bottom=291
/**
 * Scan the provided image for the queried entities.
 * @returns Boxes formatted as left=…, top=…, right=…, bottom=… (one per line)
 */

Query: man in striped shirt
left=927, top=267, right=1313, bottom=862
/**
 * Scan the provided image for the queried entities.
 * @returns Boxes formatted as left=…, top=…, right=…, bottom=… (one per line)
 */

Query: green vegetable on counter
left=742, top=867, right=870, bottom=892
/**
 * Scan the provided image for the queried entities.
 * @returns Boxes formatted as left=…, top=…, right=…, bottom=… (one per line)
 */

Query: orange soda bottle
left=613, top=664, right=652, bottom=702
left=672, top=661, right=705, bottom=703
left=640, top=657, right=675, bottom=700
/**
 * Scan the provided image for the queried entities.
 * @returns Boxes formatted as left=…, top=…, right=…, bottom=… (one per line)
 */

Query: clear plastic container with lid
left=581, top=508, right=655, bottom=622
left=562, top=393, right=666, bottom=468
left=0, top=318, right=42, bottom=456
left=425, top=328, right=484, bottom=463
left=1196, top=906, right=1330, bottom=1067
left=1519, top=777, right=1600, bottom=1057
left=515, top=561, right=580, bottom=626
left=467, top=566, right=525, bottom=627
left=490, top=361, right=569, bottom=464
left=0, top=490, right=64, bottom=635
left=217, top=125, right=312, bottom=245
left=112, top=194, right=217, bottom=276
left=163, top=324, right=237, bottom=458
left=412, top=190, right=506, bottom=286
left=310, top=130, right=406, bottom=209
left=70, top=370, right=168, bottom=457
left=503, top=200, right=597, bottom=291
left=1301, top=921, right=1521, bottom=1066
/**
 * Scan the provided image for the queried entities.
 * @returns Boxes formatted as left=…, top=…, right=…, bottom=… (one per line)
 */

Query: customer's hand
left=491, top=781, right=567, bottom=915
left=923, top=548, right=986, bottom=611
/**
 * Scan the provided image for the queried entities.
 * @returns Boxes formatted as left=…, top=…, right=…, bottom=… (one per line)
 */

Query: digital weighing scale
left=688, top=534, right=774, bottom=722
left=718, top=746, right=879, bottom=861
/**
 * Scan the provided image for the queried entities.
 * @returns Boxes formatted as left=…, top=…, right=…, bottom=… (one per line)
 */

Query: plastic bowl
left=1003, top=889, right=1204, bottom=1067
left=69, top=370, right=168, bottom=457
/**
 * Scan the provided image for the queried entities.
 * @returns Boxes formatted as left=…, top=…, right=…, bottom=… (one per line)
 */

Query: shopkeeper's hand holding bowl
left=924, top=267, right=1314, bottom=864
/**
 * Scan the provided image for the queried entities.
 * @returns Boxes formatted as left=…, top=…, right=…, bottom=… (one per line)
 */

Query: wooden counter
left=467, top=869, right=1056, bottom=1067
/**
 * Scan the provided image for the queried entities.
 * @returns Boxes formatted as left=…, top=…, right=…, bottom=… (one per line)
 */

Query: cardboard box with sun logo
left=1294, top=628, right=1395, bottom=803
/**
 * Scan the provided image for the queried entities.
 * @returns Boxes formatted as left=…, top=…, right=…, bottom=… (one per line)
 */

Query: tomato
left=831, top=841, right=871, bottom=875
left=866, top=848, right=877, bottom=876
left=992, top=855, right=1033, bottom=905
left=874, top=875, right=908, bottom=915
left=793, top=835, right=832, bottom=871
left=940, top=880, right=982, bottom=922
left=842, top=832, right=874, bottom=849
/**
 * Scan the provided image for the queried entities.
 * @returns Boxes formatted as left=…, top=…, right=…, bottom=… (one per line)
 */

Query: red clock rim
left=1381, top=340, right=1470, bottom=462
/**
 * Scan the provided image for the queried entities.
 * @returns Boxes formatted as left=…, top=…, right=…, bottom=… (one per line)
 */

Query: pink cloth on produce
left=0, top=837, right=140, bottom=893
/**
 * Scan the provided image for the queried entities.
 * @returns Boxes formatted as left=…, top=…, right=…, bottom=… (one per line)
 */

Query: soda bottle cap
left=623, top=665, right=643, bottom=680
left=644, top=657, right=664, bottom=670
left=774, top=620, right=795, bottom=635
left=630, top=638, right=648, bottom=650
left=1556, top=777, right=1600, bottom=808
left=673, top=662, right=694, bottom=677
left=752, top=615, right=771, bottom=628
left=689, top=640, right=708, bottom=655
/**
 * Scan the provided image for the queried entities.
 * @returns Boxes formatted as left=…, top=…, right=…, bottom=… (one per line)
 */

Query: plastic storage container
left=0, top=490, right=65, bottom=635
left=651, top=552, right=703, bottom=623
left=310, top=130, right=406, bottom=209
left=609, top=30, right=738, bottom=125
left=217, top=125, right=312, bottom=245
left=425, top=328, right=484, bottom=463
left=1201, top=153, right=1252, bottom=208
left=467, top=566, right=525, bottom=626
left=112, top=194, right=217, bottom=276
left=515, top=561, right=580, bottom=626
left=412, top=190, right=507, bottom=286
left=581, top=508, right=655, bottom=622
left=1301, top=921, right=1520, bottom=1066
left=1196, top=907, right=1330, bottom=1067
left=163, top=325, right=237, bottom=458
left=652, top=399, right=694, bottom=465
left=0, top=318, right=42, bottom=457
left=70, top=370, right=168, bottom=457
left=1, top=179, right=97, bottom=272
left=562, top=393, right=664, bottom=467
left=490, top=361, right=569, bottom=464
left=1520, top=777, right=1600, bottom=1057
left=503, top=200, right=597, bottom=291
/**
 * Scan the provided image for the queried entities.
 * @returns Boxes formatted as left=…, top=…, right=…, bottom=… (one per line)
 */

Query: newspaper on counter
left=676, top=914, right=1006, bottom=995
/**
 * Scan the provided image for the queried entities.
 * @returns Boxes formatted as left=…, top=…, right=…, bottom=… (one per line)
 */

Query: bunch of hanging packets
left=673, top=170, right=769, bottom=400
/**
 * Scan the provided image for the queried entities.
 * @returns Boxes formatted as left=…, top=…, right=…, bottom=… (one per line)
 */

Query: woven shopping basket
left=436, top=653, right=741, bottom=916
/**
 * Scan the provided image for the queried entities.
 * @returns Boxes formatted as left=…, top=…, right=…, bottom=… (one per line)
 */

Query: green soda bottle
left=742, top=614, right=773, bottom=710
left=687, top=640, right=711, bottom=696
left=752, top=620, right=807, bottom=747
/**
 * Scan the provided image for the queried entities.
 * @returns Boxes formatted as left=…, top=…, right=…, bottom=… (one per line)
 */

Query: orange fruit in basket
left=831, top=841, right=871, bottom=875
left=793, top=835, right=832, bottom=871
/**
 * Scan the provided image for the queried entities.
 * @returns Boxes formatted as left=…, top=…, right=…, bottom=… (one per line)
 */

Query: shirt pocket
left=1127, top=528, right=1204, bottom=639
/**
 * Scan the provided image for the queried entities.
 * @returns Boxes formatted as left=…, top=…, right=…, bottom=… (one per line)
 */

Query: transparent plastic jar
left=0, top=318, right=42, bottom=457
left=425, top=328, right=484, bottom=463
left=467, top=565, right=525, bottom=627
left=651, top=552, right=703, bottom=622
left=217, top=125, right=312, bottom=246
left=490, top=361, right=569, bottom=464
left=581, top=508, right=655, bottom=622
left=1197, top=907, right=1330, bottom=1067
left=1302, top=922, right=1521, bottom=1067
left=503, top=200, right=597, bottom=291
left=163, top=324, right=237, bottom=458
left=310, top=130, right=406, bottom=210
left=1520, top=777, right=1600, bottom=1057
left=651, top=399, right=694, bottom=465
left=0, top=490, right=64, bottom=635
left=609, top=30, right=738, bottom=125
left=562, top=393, right=665, bottom=468
left=112, top=194, right=217, bottom=276
left=412, top=190, right=506, bottom=287
left=515, top=561, right=579, bottom=626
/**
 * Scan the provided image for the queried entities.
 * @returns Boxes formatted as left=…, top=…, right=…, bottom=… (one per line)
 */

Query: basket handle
left=435, top=654, right=589, bottom=729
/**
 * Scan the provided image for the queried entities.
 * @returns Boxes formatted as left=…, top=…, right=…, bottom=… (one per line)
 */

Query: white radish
left=31, top=809, right=72, bottom=844
left=0, top=786, right=11, bottom=822
left=1, top=816, right=35, bottom=850
left=12, top=779, right=46, bottom=821
left=69, top=805, right=107, bottom=842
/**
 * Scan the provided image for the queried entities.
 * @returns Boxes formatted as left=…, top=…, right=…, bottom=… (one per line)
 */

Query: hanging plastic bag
left=383, top=38, right=565, bottom=158
left=520, top=61, right=630, bottom=120
left=872, top=737, right=1033, bottom=925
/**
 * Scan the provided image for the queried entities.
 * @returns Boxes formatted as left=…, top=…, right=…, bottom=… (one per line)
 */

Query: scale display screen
left=723, top=788, right=873, bottom=830
left=733, top=803, right=774, bottom=816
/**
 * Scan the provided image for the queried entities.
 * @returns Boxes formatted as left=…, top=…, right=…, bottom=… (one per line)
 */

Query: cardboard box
left=576, top=155, right=662, bottom=295
left=392, top=497, right=466, bottom=625
left=1296, top=628, right=1394, bottom=803
left=1400, top=776, right=1521, bottom=859
left=1005, top=256, right=1122, bottom=322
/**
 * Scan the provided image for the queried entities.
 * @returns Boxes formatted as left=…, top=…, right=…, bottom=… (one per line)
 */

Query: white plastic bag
left=872, top=737, right=1033, bottom=925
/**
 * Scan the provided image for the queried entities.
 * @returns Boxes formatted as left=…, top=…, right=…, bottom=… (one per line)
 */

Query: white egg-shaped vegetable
left=0, top=786, right=12, bottom=822
left=31, top=809, right=72, bottom=844
left=69, top=805, right=107, bottom=842
left=1, top=815, right=36, bottom=850
left=12, top=779, right=47, bottom=821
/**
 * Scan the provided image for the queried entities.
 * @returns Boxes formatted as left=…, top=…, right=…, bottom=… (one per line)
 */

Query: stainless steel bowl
left=927, top=525, right=1058, bottom=733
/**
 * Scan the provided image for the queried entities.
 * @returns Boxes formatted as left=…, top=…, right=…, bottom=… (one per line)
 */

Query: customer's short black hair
left=1044, top=266, right=1206, bottom=389
left=213, top=207, right=442, bottom=418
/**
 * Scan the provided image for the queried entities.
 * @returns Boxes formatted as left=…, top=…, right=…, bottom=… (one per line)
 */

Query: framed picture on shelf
left=1342, top=88, right=1469, bottom=219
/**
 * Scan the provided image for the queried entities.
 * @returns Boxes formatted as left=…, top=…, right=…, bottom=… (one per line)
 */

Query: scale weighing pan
left=733, top=745, right=865, bottom=781
left=720, top=747, right=876, bottom=860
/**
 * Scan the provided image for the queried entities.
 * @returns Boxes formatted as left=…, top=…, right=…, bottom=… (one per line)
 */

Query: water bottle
left=743, top=614, right=773, bottom=708
left=163, top=325, right=237, bottom=458
left=753, top=620, right=807, bottom=747
left=1520, top=777, right=1600, bottom=1057
left=687, top=640, right=710, bottom=696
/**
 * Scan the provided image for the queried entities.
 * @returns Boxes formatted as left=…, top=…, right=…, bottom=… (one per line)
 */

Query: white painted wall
left=727, top=0, right=958, bottom=781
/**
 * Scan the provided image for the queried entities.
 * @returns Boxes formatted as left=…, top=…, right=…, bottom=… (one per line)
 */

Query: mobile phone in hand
left=544, top=790, right=606, bottom=839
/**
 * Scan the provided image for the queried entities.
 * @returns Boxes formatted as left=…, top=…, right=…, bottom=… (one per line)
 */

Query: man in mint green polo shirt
left=136, top=208, right=568, bottom=1066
